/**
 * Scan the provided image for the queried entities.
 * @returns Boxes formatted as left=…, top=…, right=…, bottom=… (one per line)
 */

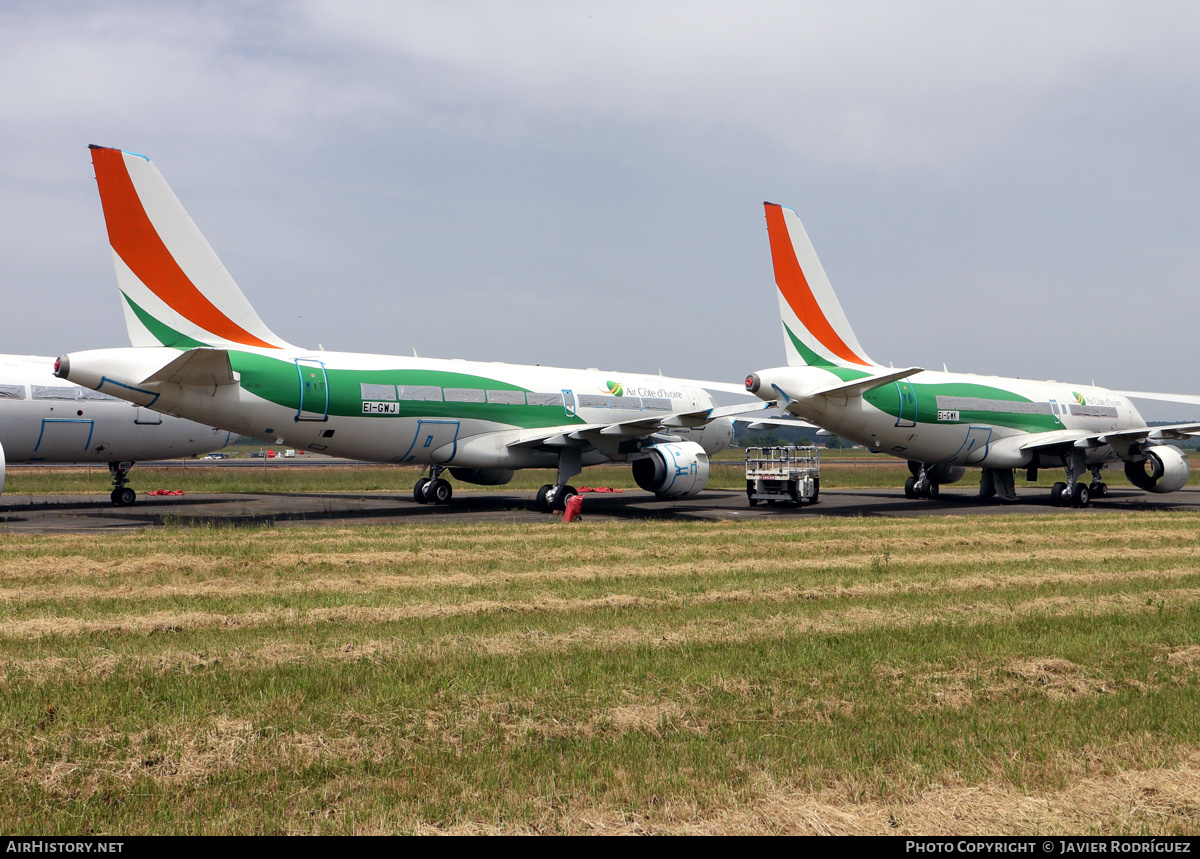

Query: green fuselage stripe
left=125, top=295, right=588, bottom=430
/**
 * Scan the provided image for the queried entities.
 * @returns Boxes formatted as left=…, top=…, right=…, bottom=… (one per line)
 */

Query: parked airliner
left=744, top=203, right=1199, bottom=507
left=54, top=146, right=764, bottom=512
left=0, top=354, right=229, bottom=503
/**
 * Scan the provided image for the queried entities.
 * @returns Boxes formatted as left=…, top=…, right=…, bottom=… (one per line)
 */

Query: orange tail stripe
left=91, top=148, right=277, bottom=350
left=764, top=204, right=869, bottom=366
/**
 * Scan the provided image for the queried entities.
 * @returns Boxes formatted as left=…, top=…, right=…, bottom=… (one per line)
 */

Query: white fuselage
left=56, top=347, right=735, bottom=470
left=0, top=355, right=230, bottom=463
left=754, top=365, right=1147, bottom=469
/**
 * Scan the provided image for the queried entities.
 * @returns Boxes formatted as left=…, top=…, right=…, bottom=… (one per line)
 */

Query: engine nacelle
left=1124, top=445, right=1190, bottom=493
left=632, top=441, right=710, bottom=499
left=907, top=461, right=966, bottom=485
left=448, top=467, right=514, bottom=486
left=0, top=440, right=6, bottom=495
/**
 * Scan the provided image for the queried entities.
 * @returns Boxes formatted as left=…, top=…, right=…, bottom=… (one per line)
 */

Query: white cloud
left=301, top=0, right=1200, bottom=167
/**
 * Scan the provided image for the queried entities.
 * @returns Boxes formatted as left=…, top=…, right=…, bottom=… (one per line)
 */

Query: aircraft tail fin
left=89, top=145, right=294, bottom=351
left=763, top=202, right=875, bottom=369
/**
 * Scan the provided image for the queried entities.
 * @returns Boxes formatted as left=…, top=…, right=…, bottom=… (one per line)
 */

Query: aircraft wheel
left=112, top=487, right=136, bottom=507
left=413, top=477, right=430, bottom=504
left=536, top=484, right=554, bottom=513
left=927, top=483, right=940, bottom=500
left=1071, top=483, right=1089, bottom=508
left=432, top=479, right=453, bottom=504
left=1050, top=482, right=1066, bottom=506
left=1093, top=482, right=1108, bottom=498
left=557, top=485, right=578, bottom=512
left=904, top=476, right=917, bottom=499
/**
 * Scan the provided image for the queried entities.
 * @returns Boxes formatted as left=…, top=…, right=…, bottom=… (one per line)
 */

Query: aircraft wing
left=1020, top=423, right=1200, bottom=452
left=505, top=400, right=775, bottom=448
left=1117, top=390, right=1200, bottom=407
left=736, top=417, right=820, bottom=431
left=659, top=376, right=760, bottom=396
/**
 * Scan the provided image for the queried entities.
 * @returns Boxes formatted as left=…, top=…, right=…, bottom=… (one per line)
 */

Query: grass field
left=7, top=453, right=1200, bottom=497
left=1, top=512, right=1198, bottom=834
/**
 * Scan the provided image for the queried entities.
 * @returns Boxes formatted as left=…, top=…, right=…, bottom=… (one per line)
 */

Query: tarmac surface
left=1, top=483, right=1198, bottom=532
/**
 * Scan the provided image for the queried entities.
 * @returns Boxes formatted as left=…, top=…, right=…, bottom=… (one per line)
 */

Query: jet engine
left=632, top=441, right=710, bottom=499
left=907, top=461, right=966, bottom=485
left=0, top=440, right=6, bottom=495
left=448, top=467, right=515, bottom=486
left=1124, top=445, right=1190, bottom=493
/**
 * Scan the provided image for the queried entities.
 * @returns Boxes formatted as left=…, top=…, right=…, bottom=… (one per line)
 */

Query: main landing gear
left=535, top=445, right=583, bottom=514
left=109, top=461, right=137, bottom=507
left=413, top=465, right=453, bottom=505
left=1049, top=458, right=1107, bottom=509
left=535, top=483, right=578, bottom=514
left=903, top=463, right=940, bottom=500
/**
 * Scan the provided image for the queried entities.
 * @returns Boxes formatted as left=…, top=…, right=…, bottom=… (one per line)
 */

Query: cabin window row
left=360, top=384, right=672, bottom=411
left=24, top=385, right=120, bottom=402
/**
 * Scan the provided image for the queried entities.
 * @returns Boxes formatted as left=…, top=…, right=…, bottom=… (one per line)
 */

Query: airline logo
left=605, top=381, right=624, bottom=396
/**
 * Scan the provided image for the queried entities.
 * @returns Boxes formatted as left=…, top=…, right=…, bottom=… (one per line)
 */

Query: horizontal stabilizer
left=140, top=348, right=236, bottom=389
left=806, top=367, right=923, bottom=399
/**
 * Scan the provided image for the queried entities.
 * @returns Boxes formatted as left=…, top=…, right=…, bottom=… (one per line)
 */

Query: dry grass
left=1, top=512, right=1198, bottom=834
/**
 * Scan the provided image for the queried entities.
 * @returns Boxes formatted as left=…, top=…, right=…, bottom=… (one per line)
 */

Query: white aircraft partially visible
left=53, top=146, right=766, bottom=512
left=0, top=354, right=230, bottom=504
left=744, top=203, right=1200, bottom=507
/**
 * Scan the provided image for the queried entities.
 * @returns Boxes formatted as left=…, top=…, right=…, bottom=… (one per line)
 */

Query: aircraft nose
left=53, top=354, right=70, bottom=379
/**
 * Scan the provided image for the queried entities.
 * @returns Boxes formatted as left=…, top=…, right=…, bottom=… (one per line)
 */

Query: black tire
left=114, top=487, right=136, bottom=507
left=535, top=484, right=554, bottom=513
left=1072, top=483, right=1089, bottom=508
left=413, top=477, right=430, bottom=504
left=558, top=486, right=578, bottom=512
left=110, top=488, right=122, bottom=506
left=904, top=476, right=917, bottom=499
left=1094, top=482, right=1108, bottom=498
left=927, top=483, right=940, bottom=500
left=811, top=478, right=819, bottom=504
left=432, top=479, right=453, bottom=504
left=1050, top=482, right=1066, bottom=506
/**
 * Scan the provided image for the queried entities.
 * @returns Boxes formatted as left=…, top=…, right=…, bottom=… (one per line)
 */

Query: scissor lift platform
left=745, top=445, right=821, bottom=507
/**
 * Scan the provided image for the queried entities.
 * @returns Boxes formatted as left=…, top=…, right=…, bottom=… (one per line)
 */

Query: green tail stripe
left=785, top=322, right=870, bottom=383
left=122, top=292, right=205, bottom=350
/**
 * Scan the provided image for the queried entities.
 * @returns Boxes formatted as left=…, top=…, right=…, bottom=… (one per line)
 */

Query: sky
left=2, top=0, right=1199, bottom=418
